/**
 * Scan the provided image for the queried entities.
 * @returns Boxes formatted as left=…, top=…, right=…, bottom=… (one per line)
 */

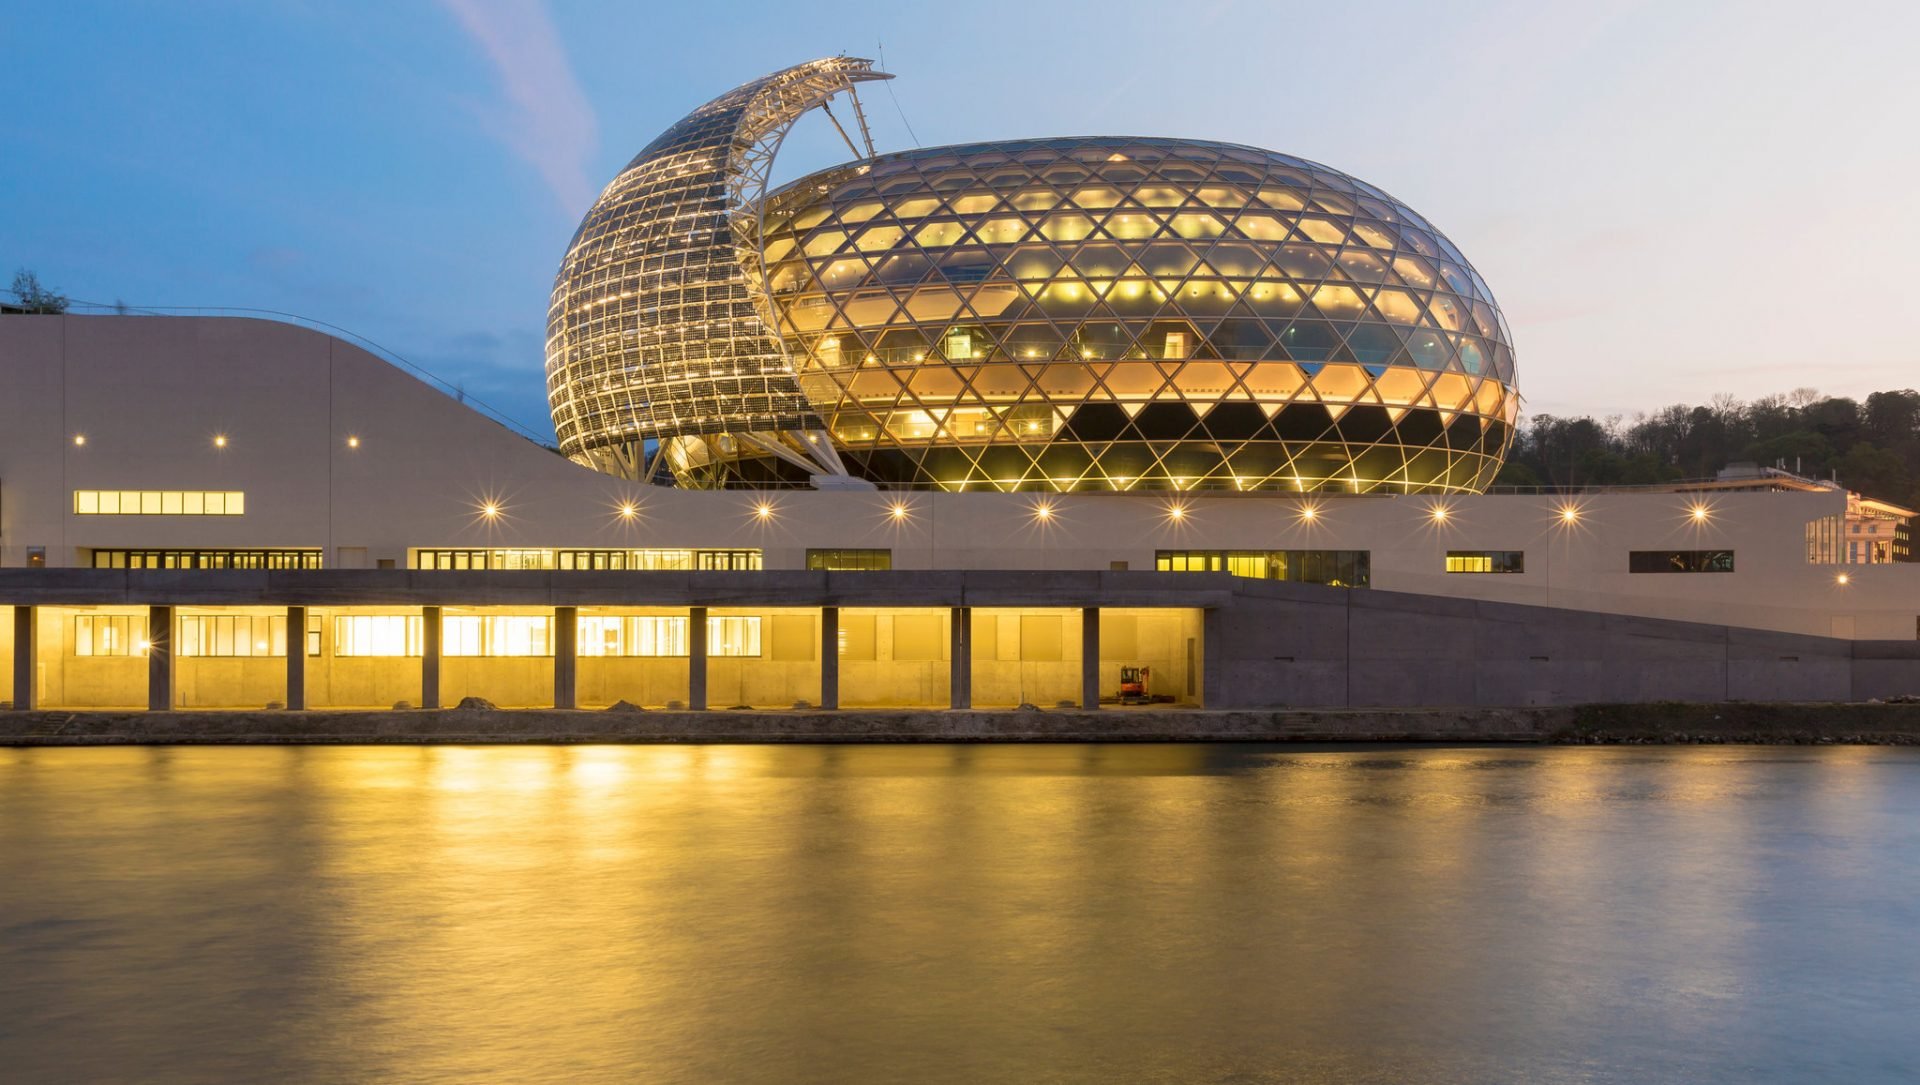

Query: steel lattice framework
left=549, top=64, right=1518, bottom=493
left=754, top=137, right=1518, bottom=492
left=545, top=57, right=890, bottom=483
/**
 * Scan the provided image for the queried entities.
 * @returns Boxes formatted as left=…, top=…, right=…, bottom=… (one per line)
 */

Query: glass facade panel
left=546, top=65, right=1515, bottom=494
left=745, top=139, right=1514, bottom=493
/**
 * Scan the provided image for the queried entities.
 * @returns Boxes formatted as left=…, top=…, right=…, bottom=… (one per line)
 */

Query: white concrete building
left=2, top=316, right=1917, bottom=712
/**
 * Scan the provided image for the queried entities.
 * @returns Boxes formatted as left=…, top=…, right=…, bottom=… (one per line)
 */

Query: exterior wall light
left=753, top=501, right=775, bottom=521
left=1429, top=504, right=1451, bottom=523
left=1689, top=503, right=1711, bottom=523
left=213, top=435, right=229, bottom=449
left=1297, top=504, right=1318, bottom=522
left=1836, top=572, right=1850, bottom=586
left=1558, top=504, right=1580, bottom=524
left=73, top=434, right=86, bottom=447
left=1166, top=502, right=1187, bottom=523
left=480, top=502, right=502, bottom=519
left=347, top=435, right=361, bottom=449
left=1032, top=501, right=1055, bottom=522
left=616, top=502, right=639, bottom=520
left=888, top=501, right=910, bottom=522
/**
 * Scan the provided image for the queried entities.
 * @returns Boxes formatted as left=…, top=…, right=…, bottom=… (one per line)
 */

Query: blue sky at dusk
left=5, top=0, right=1916, bottom=438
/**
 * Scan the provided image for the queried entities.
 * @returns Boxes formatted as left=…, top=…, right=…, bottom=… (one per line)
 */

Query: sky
left=5, top=0, right=1918, bottom=439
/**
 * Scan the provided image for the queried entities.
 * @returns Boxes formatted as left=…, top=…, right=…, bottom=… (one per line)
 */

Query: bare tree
left=8, top=270, right=69, bottom=314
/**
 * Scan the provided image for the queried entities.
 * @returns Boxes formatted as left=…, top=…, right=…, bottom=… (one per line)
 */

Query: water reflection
left=2, top=745, right=1917, bottom=1084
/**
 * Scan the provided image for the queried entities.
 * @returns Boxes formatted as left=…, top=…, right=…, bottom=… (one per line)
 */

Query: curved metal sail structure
left=546, top=57, right=891, bottom=485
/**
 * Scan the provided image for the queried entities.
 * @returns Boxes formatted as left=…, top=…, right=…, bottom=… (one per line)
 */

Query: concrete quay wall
left=5, top=702, right=1920, bottom=746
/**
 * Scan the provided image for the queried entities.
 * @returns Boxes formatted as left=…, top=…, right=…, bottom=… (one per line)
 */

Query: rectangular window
left=73, top=490, right=244, bottom=516
left=806, top=548, right=893, bottom=571
left=578, top=616, right=689, bottom=657
left=708, top=616, right=761, bottom=657
left=1446, top=550, right=1525, bottom=574
left=74, top=615, right=147, bottom=657
left=441, top=615, right=551, bottom=657
left=1155, top=550, right=1370, bottom=588
left=334, top=616, right=423, bottom=657
left=1806, top=516, right=1842, bottom=564
left=1628, top=550, right=1735, bottom=574
left=178, top=615, right=288, bottom=657
left=90, top=550, right=322, bottom=570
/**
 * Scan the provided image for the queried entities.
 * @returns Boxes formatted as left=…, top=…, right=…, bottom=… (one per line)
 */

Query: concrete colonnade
left=7, top=603, right=1187, bottom=712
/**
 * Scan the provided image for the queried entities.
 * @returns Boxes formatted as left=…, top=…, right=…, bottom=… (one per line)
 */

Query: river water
left=2, top=744, right=1917, bottom=1084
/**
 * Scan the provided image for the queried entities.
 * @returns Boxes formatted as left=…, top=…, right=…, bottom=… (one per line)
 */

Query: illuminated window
left=74, top=615, right=146, bottom=657
left=90, top=549, right=322, bottom=570
left=74, top=491, right=245, bottom=515
left=578, top=616, right=689, bottom=657
left=443, top=616, right=552, bottom=657
left=334, top=616, right=423, bottom=657
left=411, top=548, right=762, bottom=571
left=1628, top=550, right=1735, bottom=574
left=179, top=615, right=287, bottom=657
left=1445, top=551, right=1525, bottom=574
left=806, top=548, right=893, bottom=571
left=1155, top=550, right=1371, bottom=588
left=707, top=616, right=762, bottom=657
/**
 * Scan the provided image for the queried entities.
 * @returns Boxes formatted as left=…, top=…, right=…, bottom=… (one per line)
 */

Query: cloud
left=439, top=0, right=598, bottom=214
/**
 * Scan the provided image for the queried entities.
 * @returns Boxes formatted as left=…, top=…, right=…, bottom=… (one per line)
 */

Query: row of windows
left=412, top=549, right=763, bottom=571
left=1156, top=548, right=1736, bottom=580
left=72, top=615, right=767, bottom=658
left=805, top=548, right=893, bottom=571
left=333, top=615, right=762, bottom=657
left=90, top=550, right=324, bottom=570
left=1156, top=550, right=1372, bottom=588
left=73, top=491, right=245, bottom=516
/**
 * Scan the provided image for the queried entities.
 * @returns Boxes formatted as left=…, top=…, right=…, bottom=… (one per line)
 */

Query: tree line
left=1497, top=388, right=1920, bottom=510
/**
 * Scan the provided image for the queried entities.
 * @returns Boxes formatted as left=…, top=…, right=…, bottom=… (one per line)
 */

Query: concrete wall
left=3, top=316, right=1918, bottom=642
left=1205, top=579, right=1920, bottom=708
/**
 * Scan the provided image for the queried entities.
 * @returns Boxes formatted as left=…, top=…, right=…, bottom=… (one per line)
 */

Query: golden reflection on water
left=2, top=744, right=1919, bottom=1085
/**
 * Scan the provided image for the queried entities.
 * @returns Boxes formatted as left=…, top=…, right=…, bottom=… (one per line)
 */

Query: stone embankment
left=4, top=701, right=1920, bottom=746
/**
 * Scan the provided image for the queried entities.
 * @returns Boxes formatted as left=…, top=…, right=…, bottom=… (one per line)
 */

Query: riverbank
left=5, top=701, right=1920, bottom=745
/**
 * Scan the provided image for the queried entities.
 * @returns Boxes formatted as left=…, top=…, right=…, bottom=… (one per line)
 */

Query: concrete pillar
left=147, top=605, right=174, bottom=711
left=421, top=605, right=442, bottom=710
left=285, top=605, right=307, bottom=711
left=553, top=605, right=577, bottom=710
left=1081, top=606, right=1101, bottom=709
left=688, top=606, right=708, bottom=710
left=1202, top=606, right=1225, bottom=709
left=11, top=606, right=35, bottom=711
left=819, top=606, right=840, bottom=710
left=949, top=606, right=972, bottom=709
